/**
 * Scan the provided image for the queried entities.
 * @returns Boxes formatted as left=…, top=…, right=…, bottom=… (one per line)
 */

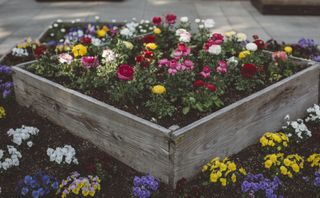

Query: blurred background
left=0, top=0, right=319, bottom=55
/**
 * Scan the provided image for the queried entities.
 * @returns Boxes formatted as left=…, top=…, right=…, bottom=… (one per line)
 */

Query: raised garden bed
left=12, top=56, right=320, bottom=186
left=251, top=0, right=320, bottom=15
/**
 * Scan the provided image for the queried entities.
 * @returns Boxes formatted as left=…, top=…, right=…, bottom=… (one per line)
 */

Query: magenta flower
left=158, top=58, right=169, bottom=67
left=216, top=60, right=228, bottom=75
left=200, top=66, right=211, bottom=78
left=184, top=59, right=194, bottom=70
left=81, top=56, right=99, bottom=69
left=165, top=14, right=177, bottom=25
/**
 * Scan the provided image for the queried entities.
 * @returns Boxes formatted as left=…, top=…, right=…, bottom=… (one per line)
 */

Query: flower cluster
left=0, top=106, right=5, bottom=119
left=132, top=174, right=160, bottom=198
left=264, top=153, right=304, bottom=178
left=202, top=157, right=247, bottom=187
left=305, top=104, right=320, bottom=123
left=57, top=172, right=101, bottom=198
left=7, top=125, right=39, bottom=147
left=0, top=145, right=22, bottom=171
left=0, top=65, right=13, bottom=99
left=17, top=171, right=59, bottom=198
left=241, top=173, right=282, bottom=198
left=47, top=145, right=78, bottom=165
left=307, top=154, right=320, bottom=168
left=283, top=115, right=312, bottom=143
left=314, top=169, right=320, bottom=187
left=259, top=132, right=289, bottom=152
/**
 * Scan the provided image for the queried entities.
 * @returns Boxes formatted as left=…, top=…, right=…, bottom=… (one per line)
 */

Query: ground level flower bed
left=0, top=102, right=319, bottom=197
left=10, top=14, right=320, bottom=186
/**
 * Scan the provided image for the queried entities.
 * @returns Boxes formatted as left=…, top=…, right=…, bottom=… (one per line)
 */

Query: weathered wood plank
left=171, top=62, right=320, bottom=184
left=12, top=65, right=172, bottom=183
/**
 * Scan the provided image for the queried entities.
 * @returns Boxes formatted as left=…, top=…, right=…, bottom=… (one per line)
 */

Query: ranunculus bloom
left=34, top=45, right=47, bottom=59
left=72, top=44, right=87, bottom=57
left=241, top=63, right=258, bottom=78
left=216, top=60, right=228, bottom=75
left=117, top=64, right=134, bottom=81
left=59, top=53, right=73, bottom=65
left=143, top=35, right=156, bottom=44
left=193, top=80, right=204, bottom=87
left=135, top=55, right=144, bottom=63
left=152, top=16, right=162, bottom=25
left=166, top=14, right=177, bottom=25
left=151, top=85, right=166, bottom=94
left=205, top=83, right=217, bottom=92
left=254, top=39, right=265, bottom=50
left=184, top=59, right=194, bottom=70
left=144, top=51, right=154, bottom=58
left=80, top=37, right=92, bottom=45
left=200, top=66, right=211, bottom=79
left=272, top=51, right=288, bottom=62
left=158, top=59, right=169, bottom=67
left=81, top=56, right=99, bottom=69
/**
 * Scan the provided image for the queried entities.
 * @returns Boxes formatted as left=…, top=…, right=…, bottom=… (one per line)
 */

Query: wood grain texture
left=171, top=62, right=320, bottom=184
left=12, top=64, right=172, bottom=183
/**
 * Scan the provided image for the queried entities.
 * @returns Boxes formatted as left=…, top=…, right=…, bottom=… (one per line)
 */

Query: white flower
left=53, top=23, right=58, bottom=28
left=224, top=31, right=236, bottom=38
left=50, top=33, right=55, bottom=37
left=236, top=33, right=247, bottom=42
left=246, top=43, right=258, bottom=51
left=204, top=19, right=215, bottom=29
left=95, top=16, right=100, bottom=21
left=175, top=29, right=191, bottom=43
left=60, top=28, right=66, bottom=33
left=57, top=19, right=63, bottom=23
left=180, top=16, right=189, bottom=23
left=7, top=126, right=39, bottom=146
left=27, top=141, right=33, bottom=148
left=198, top=24, right=204, bottom=29
left=91, top=38, right=102, bottom=46
left=102, top=49, right=117, bottom=63
left=305, top=104, right=320, bottom=122
left=11, top=48, right=28, bottom=57
left=195, top=18, right=201, bottom=23
left=208, top=45, right=222, bottom=55
left=0, top=146, right=22, bottom=172
left=227, top=56, right=238, bottom=65
left=120, top=28, right=134, bottom=38
left=47, top=145, right=78, bottom=165
left=59, top=53, right=73, bottom=65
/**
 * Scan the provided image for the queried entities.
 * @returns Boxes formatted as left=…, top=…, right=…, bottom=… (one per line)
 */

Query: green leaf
left=182, top=106, right=190, bottom=115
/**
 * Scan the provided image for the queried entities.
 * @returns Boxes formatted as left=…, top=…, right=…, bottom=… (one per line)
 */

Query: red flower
left=193, top=80, right=205, bottom=87
left=144, top=51, right=154, bottom=58
left=117, top=64, right=134, bottom=81
left=166, top=14, right=177, bottom=25
left=152, top=16, right=162, bottom=25
left=205, top=83, right=217, bottom=92
left=241, top=63, right=258, bottom=78
left=135, top=55, right=144, bottom=63
left=143, top=35, right=156, bottom=43
left=254, top=39, right=265, bottom=50
left=34, top=45, right=47, bottom=59
left=80, top=37, right=92, bottom=45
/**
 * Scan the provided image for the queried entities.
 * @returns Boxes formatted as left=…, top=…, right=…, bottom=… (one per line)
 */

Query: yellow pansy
left=202, top=165, right=209, bottom=172
left=239, top=167, right=247, bottom=175
left=265, top=160, right=273, bottom=169
left=219, top=163, right=227, bottom=171
left=82, top=190, right=89, bottom=197
left=72, top=44, right=87, bottom=57
left=154, top=28, right=161, bottom=34
left=280, top=166, right=287, bottom=175
left=228, top=162, right=237, bottom=171
left=0, top=106, right=6, bottom=119
left=231, top=173, right=237, bottom=183
left=145, top=43, right=158, bottom=50
left=269, top=154, right=278, bottom=163
left=284, top=158, right=291, bottom=166
left=97, top=29, right=107, bottom=38
left=220, top=178, right=227, bottom=187
left=151, top=85, right=166, bottom=94
left=239, top=50, right=251, bottom=59
left=210, top=173, right=219, bottom=183
left=260, top=136, right=268, bottom=146
left=291, top=163, right=300, bottom=173
left=284, top=46, right=293, bottom=55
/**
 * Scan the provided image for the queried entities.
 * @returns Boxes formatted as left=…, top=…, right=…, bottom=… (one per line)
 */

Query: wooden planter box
left=251, top=0, right=320, bottom=15
left=12, top=58, right=320, bottom=187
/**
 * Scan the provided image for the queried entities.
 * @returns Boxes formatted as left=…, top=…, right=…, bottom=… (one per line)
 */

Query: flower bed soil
left=0, top=101, right=319, bottom=197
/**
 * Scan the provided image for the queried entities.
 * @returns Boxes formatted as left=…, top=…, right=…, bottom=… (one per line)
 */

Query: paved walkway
left=0, top=0, right=319, bottom=54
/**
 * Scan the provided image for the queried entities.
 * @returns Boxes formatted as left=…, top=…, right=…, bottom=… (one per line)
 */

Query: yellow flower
left=284, top=158, right=291, bottom=166
left=272, top=134, right=282, bottom=143
left=220, top=178, right=227, bottom=187
left=239, top=167, right=247, bottom=175
left=123, top=41, right=134, bottom=50
left=97, top=29, right=107, bottom=38
left=89, top=190, right=95, bottom=197
left=291, top=163, right=300, bottom=173
left=72, top=44, right=87, bottom=57
left=224, top=31, right=236, bottom=38
left=154, top=28, right=161, bottom=34
left=82, top=190, right=89, bottom=197
left=265, top=160, right=273, bottom=169
left=260, top=136, right=268, bottom=146
left=268, top=140, right=275, bottom=147
left=284, top=46, right=293, bottom=55
left=145, top=43, right=158, bottom=50
left=307, top=154, right=320, bottom=167
left=239, top=50, right=251, bottom=59
left=151, top=85, right=166, bottom=94
left=210, top=173, right=219, bottom=183
left=280, top=166, right=287, bottom=175
left=288, top=171, right=293, bottom=178
left=228, top=162, right=236, bottom=171
left=219, top=163, right=227, bottom=171
left=283, top=142, right=288, bottom=147
left=72, top=187, right=80, bottom=195
left=102, top=25, right=109, bottom=32
left=0, top=106, right=6, bottom=119
left=231, top=173, right=237, bottom=183
left=202, top=165, right=208, bottom=172
left=269, top=154, right=278, bottom=163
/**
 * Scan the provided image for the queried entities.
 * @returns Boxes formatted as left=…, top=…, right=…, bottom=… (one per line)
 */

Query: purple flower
left=0, top=65, right=12, bottom=75
left=132, top=174, right=159, bottom=198
left=32, top=190, right=40, bottom=198
left=298, top=38, right=316, bottom=48
left=313, top=55, right=320, bottom=62
left=21, top=187, right=29, bottom=196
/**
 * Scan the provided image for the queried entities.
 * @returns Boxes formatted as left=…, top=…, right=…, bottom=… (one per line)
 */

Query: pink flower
left=158, top=58, right=169, bottom=67
left=200, top=66, right=211, bottom=78
left=165, top=14, right=177, bottom=25
left=152, top=16, right=162, bottom=25
left=216, top=60, right=228, bottom=75
left=117, top=64, right=134, bottom=81
left=272, top=51, right=288, bottom=62
left=184, top=59, right=194, bottom=70
left=81, top=56, right=99, bottom=68
left=204, top=33, right=224, bottom=51
left=59, top=53, right=73, bottom=65
left=168, top=68, right=177, bottom=75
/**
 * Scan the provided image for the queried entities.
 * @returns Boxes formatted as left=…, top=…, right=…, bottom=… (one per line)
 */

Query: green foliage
left=145, top=95, right=176, bottom=119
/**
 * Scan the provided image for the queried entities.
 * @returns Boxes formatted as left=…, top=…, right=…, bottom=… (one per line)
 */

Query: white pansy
left=47, top=145, right=78, bottom=165
left=305, top=104, right=320, bottom=122
left=102, top=49, right=117, bottom=63
left=246, top=43, right=258, bottom=51
left=180, top=16, right=189, bottom=23
left=91, top=38, right=102, bottom=46
left=0, top=146, right=22, bottom=172
left=283, top=116, right=312, bottom=143
left=236, top=33, right=247, bottom=42
left=204, top=19, right=215, bottom=29
left=27, top=141, right=33, bottom=148
left=208, top=45, right=222, bottom=55
left=11, top=48, right=29, bottom=57
left=7, top=125, right=39, bottom=146
left=120, top=28, right=134, bottom=38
